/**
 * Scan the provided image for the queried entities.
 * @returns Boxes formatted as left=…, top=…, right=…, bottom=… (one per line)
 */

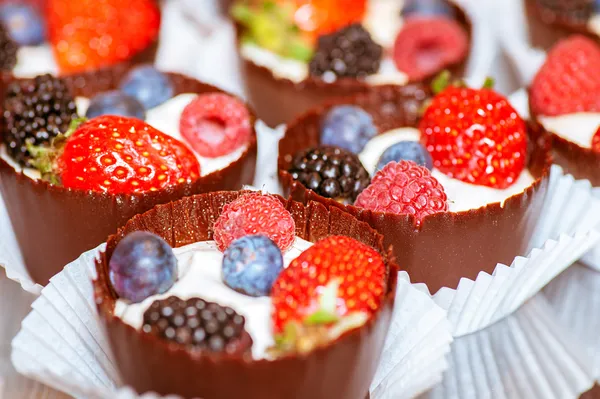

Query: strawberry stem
left=482, top=77, right=495, bottom=89
left=431, top=70, right=451, bottom=94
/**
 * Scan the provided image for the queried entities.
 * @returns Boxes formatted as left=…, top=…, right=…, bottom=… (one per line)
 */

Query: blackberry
left=536, top=0, right=594, bottom=23
left=309, top=24, right=383, bottom=80
left=142, top=296, right=253, bottom=356
left=288, top=146, right=370, bottom=203
left=2, top=74, right=78, bottom=166
left=0, top=23, right=17, bottom=71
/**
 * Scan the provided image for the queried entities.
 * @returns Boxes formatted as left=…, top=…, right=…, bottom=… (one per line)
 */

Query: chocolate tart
left=236, top=0, right=472, bottom=127
left=0, top=70, right=258, bottom=285
left=93, top=190, right=398, bottom=399
left=278, top=86, right=552, bottom=293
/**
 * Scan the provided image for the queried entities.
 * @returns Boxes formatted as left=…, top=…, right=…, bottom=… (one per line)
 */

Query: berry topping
left=355, top=161, right=448, bottom=223
left=292, top=0, right=367, bottom=39
left=535, top=0, right=594, bottom=23
left=376, top=141, right=433, bottom=172
left=2, top=74, right=77, bottom=166
left=143, top=296, right=253, bottom=355
left=271, top=235, right=386, bottom=354
left=592, top=127, right=600, bottom=152
left=419, top=84, right=527, bottom=188
left=530, top=36, right=600, bottom=116
left=109, top=231, right=177, bottom=303
left=289, top=146, right=370, bottom=203
left=402, top=0, right=455, bottom=17
left=180, top=93, right=252, bottom=158
left=85, top=91, right=146, bottom=120
left=0, top=22, right=17, bottom=71
left=0, top=3, right=45, bottom=46
left=119, top=65, right=174, bottom=109
left=29, top=116, right=200, bottom=194
left=393, top=17, right=468, bottom=81
left=46, top=0, right=160, bottom=73
left=213, top=193, right=295, bottom=252
left=320, top=105, right=377, bottom=154
left=309, top=24, right=382, bottom=80
left=222, top=235, right=284, bottom=297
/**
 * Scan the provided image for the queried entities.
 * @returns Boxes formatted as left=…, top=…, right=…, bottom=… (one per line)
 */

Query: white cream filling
left=12, top=45, right=59, bottom=78
left=538, top=113, right=600, bottom=149
left=115, top=237, right=314, bottom=360
left=359, top=128, right=536, bottom=213
left=587, top=14, right=600, bottom=37
left=364, top=0, right=404, bottom=49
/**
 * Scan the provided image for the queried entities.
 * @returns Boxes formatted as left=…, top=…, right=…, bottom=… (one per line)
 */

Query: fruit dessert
left=529, top=35, right=600, bottom=186
left=0, top=65, right=257, bottom=284
left=94, top=191, right=398, bottom=398
left=279, top=82, right=551, bottom=293
left=525, top=0, right=600, bottom=49
left=0, top=0, right=160, bottom=77
left=231, top=0, right=471, bottom=126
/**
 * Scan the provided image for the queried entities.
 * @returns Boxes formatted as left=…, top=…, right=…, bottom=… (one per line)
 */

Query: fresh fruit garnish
left=419, top=82, right=527, bottom=189
left=46, top=0, right=161, bottom=73
left=85, top=91, right=146, bottom=120
left=591, top=127, right=600, bottom=152
left=376, top=141, right=433, bottom=172
left=180, top=93, right=252, bottom=158
left=530, top=35, right=600, bottom=117
left=119, top=65, right=174, bottom=109
left=213, top=193, right=295, bottom=252
left=222, top=235, right=284, bottom=297
left=29, top=115, right=201, bottom=194
left=143, top=296, right=253, bottom=355
left=270, top=235, right=386, bottom=354
left=393, top=17, right=468, bottom=81
left=355, top=160, right=448, bottom=223
left=0, top=22, right=17, bottom=71
left=2, top=74, right=77, bottom=166
left=0, top=3, right=45, bottom=45
left=320, top=105, right=377, bottom=154
left=109, top=231, right=178, bottom=303
left=288, top=146, right=370, bottom=203
left=293, top=0, right=367, bottom=39
left=309, top=24, right=382, bottom=80
left=402, top=0, right=455, bottom=17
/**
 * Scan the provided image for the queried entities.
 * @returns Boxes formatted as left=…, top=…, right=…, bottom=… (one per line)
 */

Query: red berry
left=293, top=0, right=367, bottom=40
left=213, top=193, right=295, bottom=252
left=56, top=116, right=200, bottom=194
left=355, top=161, right=448, bottom=224
left=530, top=35, right=600, bottom=116
left=592, top=127, right=600, bottom=152
left=180, top=93, right=252, bottom=158
left=271, top=235, right=386, bottom=334
left=393, top=17, right=468, bottom=81
left=419, top=86, right=527, bottom=189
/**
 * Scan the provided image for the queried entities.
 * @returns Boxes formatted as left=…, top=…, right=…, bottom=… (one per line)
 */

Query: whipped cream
left=115, top=237, right=314, bottom=360
left=359, top=128, right=536, bottom=212
left=12, top=45, right=59, bottom=78
left=364, top=0, right=404, bottom=49
left=588, top=14, right=600, bottom=37
left=538, top=113, right=600, bottom=149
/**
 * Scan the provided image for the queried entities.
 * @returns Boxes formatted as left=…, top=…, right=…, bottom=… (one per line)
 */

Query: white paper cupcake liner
left=424, top=295, right=595, bottom=399
left=11, top=245, right=453, bottom=399
left=543, top=263, right=600, bottom=381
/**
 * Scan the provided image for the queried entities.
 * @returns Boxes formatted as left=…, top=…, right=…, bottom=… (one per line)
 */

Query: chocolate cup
left=278, top=86, right=552, bottom=294
left=0, top=71, right=258, bottom=285
left=528, top=94, right=600, bottom=187
left=93, top=191, right=399, bottom=399
left=236, top=1, right=472, bottom=127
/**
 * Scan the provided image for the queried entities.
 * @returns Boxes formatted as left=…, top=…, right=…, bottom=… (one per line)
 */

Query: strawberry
left=592, top=127, right=600, bottom=152
left=419, top=83, right=527, bottom=189
left=46, top=0, right=161, bottom=73
left=270, top=235, right=386, bottom=354
left=530, top=35, right=600, bottom=117
left=30, top=116, right=200, bottom=194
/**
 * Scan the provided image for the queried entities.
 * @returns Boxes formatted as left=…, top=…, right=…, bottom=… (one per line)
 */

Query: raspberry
left=180, top=93, right=252, bottom=158
left=213, top=193, right=295, bottom=252
left=592, top=127, right=600, bottom=152
left=393, top=17, right=468, bottom=81
left=354, top=161, right=448, bottom=224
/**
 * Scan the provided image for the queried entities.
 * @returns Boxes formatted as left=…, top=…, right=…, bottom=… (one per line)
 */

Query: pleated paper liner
left=424, top=295, right=594, bottom=399
left=543, top=263, right=600, bottom=381
left=11, top=236, right=451, bottom=398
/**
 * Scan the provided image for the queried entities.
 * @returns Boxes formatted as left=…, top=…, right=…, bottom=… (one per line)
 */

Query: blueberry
left=320, top=105, right=377, bottom=154
left=119, top=65, right=174, bottom=109
left=0, top=3, right=45, bottom=46
left=376, top=141, right=433, bottom=172
left=222, top=235, right=284, bottom=297
left=109, top=231, right=178, bottom=303
left=85, top=91, right=146, bottom=120
left=402, top=0, right=455, bottom=18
